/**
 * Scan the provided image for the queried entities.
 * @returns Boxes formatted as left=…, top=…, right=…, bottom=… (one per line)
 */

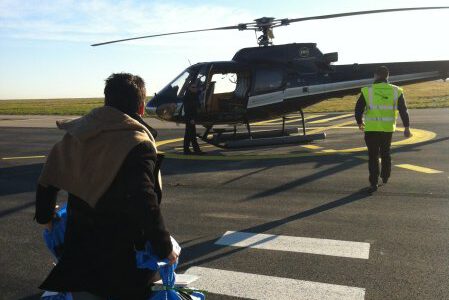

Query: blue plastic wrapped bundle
left=137, top=239, right=205, bottom=300
left=41, top=291, right=72, bottom=300
left=43, top=206, right=67, bottom=260
left=41, top=204, right=205, bottom=300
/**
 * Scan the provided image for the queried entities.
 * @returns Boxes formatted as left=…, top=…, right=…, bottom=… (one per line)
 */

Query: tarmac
left=0, top=109, right=448, bottom=300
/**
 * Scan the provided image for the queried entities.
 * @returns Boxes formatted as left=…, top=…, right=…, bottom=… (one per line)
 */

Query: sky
left=1, top=0, right=448, bottom=99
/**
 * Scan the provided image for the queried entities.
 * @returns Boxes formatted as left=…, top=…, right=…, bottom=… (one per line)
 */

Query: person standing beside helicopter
left=182, top=82, right=203, bottom=154
left=355, top=66, right=412, bottom=193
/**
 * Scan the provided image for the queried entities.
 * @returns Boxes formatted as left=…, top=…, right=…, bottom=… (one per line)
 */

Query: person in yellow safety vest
left=355, top=66, right=412, bottom=193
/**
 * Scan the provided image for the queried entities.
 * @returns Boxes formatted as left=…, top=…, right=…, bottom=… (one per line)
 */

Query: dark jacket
left=35, top=141, right=172, bottom=300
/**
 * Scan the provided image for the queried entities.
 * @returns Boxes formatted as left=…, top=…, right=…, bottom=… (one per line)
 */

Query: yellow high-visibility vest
left=361, top=82, right=402, bottom=132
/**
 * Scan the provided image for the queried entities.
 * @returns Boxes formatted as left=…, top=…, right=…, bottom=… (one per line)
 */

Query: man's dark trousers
left=184, top=119, right=200, bottom=152
left=364, top=131, right=393, bottom=185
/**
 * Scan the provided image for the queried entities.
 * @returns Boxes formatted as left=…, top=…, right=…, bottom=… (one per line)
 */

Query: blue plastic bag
left=43, top=205, right=67, bottom=260
left=42, top=204, right=205, bottom=300
left=41, top=291, right=72, bottom=300
left=136, top=240, right=184, bottom=300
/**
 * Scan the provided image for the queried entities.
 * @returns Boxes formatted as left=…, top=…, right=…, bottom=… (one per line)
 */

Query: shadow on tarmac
left=178, top=188, right=372, bottom=272
left=18, top=295, right=41, bottom=300
left=244, top=157, right=363, bottom=201
left=0, top=163, right=43, bottom=196
left=176, top=135, right=449, bottom=270
left=1, top=135, right=447, bottom=220
left=0, top=163, right=43, bottom=218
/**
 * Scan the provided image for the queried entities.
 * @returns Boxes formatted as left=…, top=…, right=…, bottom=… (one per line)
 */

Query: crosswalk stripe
left=395, top=164, right=443, bottom=174
left=308, top=113, right=354, bottom=124
left=185, top=267, right=365, bottom=300
left=215, top=231, right=370, bottom=259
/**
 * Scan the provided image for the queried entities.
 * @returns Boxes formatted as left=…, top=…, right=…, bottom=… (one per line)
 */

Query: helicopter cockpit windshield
left=168, top=70, right=190, bottom=98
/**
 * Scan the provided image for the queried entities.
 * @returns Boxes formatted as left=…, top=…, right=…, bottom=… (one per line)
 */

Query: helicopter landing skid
left=198, top=127, right=325, bottom=149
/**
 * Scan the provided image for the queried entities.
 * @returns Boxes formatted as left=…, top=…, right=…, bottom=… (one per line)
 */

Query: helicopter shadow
left=177, top=188, right=371, bottom=272
left=175, top=135, right=448, bottom=269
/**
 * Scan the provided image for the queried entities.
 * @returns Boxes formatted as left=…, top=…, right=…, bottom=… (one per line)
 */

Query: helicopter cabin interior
left=206, top=71, right=250, bottom=114
left=191, top=65, right=285, bottom=114
left=183, top=65, right=250, bottom=118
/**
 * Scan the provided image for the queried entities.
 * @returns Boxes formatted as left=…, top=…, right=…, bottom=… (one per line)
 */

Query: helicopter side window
left=254, top=69, right=283, bottom=93
left=207, top=72, right=238, bottom=113
left=211, top=73, right=237, bottom=93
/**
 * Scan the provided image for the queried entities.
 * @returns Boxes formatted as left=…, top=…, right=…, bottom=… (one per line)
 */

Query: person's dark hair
left=104, top=73, right=146, bottom=115
left=375, top=66, right=389, bottom=80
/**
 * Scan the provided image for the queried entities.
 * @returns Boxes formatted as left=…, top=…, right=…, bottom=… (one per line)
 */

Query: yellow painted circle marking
left=2, top=155, right=46, bottom=160
left=156, top=127, right=436, bottom=161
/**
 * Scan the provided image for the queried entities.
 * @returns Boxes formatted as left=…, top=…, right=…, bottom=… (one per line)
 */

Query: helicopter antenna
left=92, top=7, right=449, bottom=47
left=187, top=58, right=192, bottom=66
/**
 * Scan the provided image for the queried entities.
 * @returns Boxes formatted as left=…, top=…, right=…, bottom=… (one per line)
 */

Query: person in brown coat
left=35, top=73, right=177, bottom=300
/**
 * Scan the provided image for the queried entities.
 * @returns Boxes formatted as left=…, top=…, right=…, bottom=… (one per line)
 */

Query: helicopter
left=92, top=7, right=449, bottom=148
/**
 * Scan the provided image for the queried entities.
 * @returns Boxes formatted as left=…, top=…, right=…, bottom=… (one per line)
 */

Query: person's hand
left=404, top=127, right=412, bottom=138
left=189, top=119, right=195, bottom=125
left=167, top=250, right=179, bottom=265
left=358, top=122, right=365, bottom=132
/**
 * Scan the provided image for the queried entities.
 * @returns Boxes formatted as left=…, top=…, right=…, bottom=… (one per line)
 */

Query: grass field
left=1, top=81, right=448, bottom=115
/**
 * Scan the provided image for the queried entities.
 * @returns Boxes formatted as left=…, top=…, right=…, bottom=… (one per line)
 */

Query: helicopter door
left=206, top=71, right=249, bottom=114
left=248, top=68, right=285, bottom=108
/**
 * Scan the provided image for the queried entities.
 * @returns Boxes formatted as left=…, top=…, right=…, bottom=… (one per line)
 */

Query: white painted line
left=215, top=231, right=370, bottom=259
left=185, top=267, right=365, bottom=300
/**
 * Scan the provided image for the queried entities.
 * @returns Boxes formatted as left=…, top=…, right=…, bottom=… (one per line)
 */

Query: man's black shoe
left=193, top=150, right=205, bottom=155
left=183, top=149, right=192, bottom=155
left=367, top=184, right=378, bottom=193
left=382, top=177, right=389, bottom=184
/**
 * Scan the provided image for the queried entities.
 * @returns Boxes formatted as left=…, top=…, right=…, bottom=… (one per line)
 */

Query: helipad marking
left=156, top=138, right=184, bottom=147
left=301, top=145, right=323, bottom=150
left=184, top=267, right=366, bottom=300
left=320, top=149, right=338, bottom=153
left=308, top=113, right=353, bottom=124
left=251, top=117, right=283, bottom=126
left=2, top=155, right=46, bottom=160
left=216, top=231, right=370, bottom=259
left=156, top=127, right=435, bottom=161
left=307, top=120, right=355, bottom=135
left=395, top=164, right=443, bottom=174
left=174, top=144, right=216, bottom=151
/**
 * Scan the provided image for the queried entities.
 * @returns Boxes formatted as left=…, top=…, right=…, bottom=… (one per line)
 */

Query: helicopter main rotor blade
left=91, top=25, right=239, bottom=46
left=287, top=7, right=449, bottom=24
left=92, top=6, right=449, bottom=46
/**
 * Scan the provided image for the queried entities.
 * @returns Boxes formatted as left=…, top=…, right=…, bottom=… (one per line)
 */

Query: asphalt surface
left=0, top=109, right=448, bottom=300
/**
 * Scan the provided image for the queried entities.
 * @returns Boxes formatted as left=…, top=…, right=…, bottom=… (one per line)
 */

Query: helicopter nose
left=145, top=98, right=158, bottom=117
left=145, top=97, right=178, bottom=121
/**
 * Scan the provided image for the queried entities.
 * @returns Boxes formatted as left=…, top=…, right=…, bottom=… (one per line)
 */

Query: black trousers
left=184, top=120, right=200, bottom=152
left=364, top=131, right=393, bottom=185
